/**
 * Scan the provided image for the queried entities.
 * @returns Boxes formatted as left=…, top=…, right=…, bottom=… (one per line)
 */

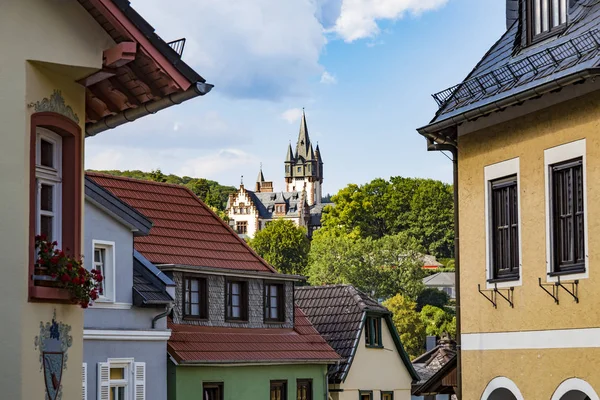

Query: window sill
left=528, top=24, right=567, bottom=46
left=225, top=319, right=249, bottom=323
left=365, top=345, right=384, bottom=349
left=264, top=320, right=286, bottom=325
left=29, top=285, right=73, bottom=303
left=183, top=316, right=209, bottom=321
left=548, top=267, right=586, bottom=277
left=487, top=276, right=520, bottom=284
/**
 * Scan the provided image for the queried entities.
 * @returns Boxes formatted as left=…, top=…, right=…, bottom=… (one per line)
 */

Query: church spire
left=256, top=163, right=265, bottom=183
left=285, top=143, right=293, bottom=163
left=295, top=108, right=311, bottom=160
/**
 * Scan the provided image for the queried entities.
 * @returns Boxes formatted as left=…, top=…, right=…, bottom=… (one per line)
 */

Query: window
left=528, top=0, right=567, bottom=42
left=264, top=283, right=285, bottom=322
left=183, top=276, right=208, bottom=319
left=550, top=158, right=585, bottom=274
left=359, top=391, right=373, bottom=400
left=365, top=317, right=382, bottom=348
left=296, top=380, right=312, bottom=400
left=226, top=280, right=248, bottom=321
left=381, top=392, right=393, bottom=400
left=91, top=241, right=115, bottom=302
left=490, top=176, right=520, bottom=281
left=275, top=205, right=286, bottom=214
left=297, top=167, right=301, bottom=173
left=270, top=381, right=287, bottom=400
left=236, top=221, right=248, bottom=235
left=203, top=383, right=223, bottom=400
left=97, top=359, right=145, bottom=400
left=36, top=128, right=62, bottom=244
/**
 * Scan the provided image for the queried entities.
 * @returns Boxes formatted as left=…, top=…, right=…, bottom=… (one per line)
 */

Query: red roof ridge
left=86, top=172, right=278, bottom=273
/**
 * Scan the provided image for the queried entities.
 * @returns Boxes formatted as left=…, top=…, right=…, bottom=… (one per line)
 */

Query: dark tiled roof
left=167, top=307, right=340, bottom=364
left=426, top=0, right=600, bottom=129
left=132, top=251, right=174, bottom=306
left=86, top=173, right=276, bottom=273
left=249, top=191, right=305, bottom=219
left=412, top=340, right=457, bottom=395
left=294, top=285, right=389, bottom=381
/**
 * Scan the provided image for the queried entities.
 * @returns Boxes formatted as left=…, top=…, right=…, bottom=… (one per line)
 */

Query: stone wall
left=171, top=272, right=294, bottom=329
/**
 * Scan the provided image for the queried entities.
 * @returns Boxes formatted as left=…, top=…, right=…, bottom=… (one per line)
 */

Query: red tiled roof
left=167, top=308, right=341, bottom=364
left=86, top=173, right=275, bottom=272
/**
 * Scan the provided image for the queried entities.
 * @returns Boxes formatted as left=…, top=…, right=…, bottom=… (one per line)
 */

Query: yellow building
left=418, top=1, right=600, bottom=399
left=0, top=1, right=210, bottom=398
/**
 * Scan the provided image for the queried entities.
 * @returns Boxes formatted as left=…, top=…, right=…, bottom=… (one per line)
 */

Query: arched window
left=551, top=378, right=599, bottom=400
left=481, top=377, right=524, bottom=400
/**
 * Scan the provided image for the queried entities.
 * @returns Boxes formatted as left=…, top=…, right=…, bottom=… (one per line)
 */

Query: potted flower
left=34, top=235, right=103, bottom=308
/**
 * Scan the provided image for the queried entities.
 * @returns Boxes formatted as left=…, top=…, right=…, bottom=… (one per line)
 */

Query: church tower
left=284, top=110, right=323, bottom=206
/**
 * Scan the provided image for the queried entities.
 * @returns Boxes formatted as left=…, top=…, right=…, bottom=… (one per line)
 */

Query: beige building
left=296, top=285, right=418, bottom=400
left=419, top=0, right=600, bottom=399
left=0, top=1, right=210, bottom=398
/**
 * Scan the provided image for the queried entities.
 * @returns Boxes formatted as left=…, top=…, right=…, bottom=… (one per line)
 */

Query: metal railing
left=167, top=38, right=186, bottom=57
left=432, top=29, right=600, bottom=109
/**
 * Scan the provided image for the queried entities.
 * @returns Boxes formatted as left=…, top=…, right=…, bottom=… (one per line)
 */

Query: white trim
left=83, top=330, right=171, bottom=341
left=544, top=139, right=589, bottom=282
left=92, top=240, right=116, bottom=302
left=480, top=377, right=524, bottom=400
left=551, top=378, right=600, bottom=400
left=463, top=327, right=600, bottom=350
left=90, top=302, right=132, bottom=310
left=484, top=158, right=522, bottom=289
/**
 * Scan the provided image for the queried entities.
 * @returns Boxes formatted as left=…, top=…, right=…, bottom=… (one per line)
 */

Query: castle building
left=227, top=111, right=329, bottom=238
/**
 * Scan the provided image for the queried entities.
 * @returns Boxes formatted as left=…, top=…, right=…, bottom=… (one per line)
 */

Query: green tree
left=307, top=231, right=426, bottom=300
left=249, top=219, right=310, bottom=275
left=190, top=178, right=211, bottom=201
left=419, top=305, right=456, bottom=338
left=416, top=288, right=450, bottom=311
left=149, top=169, right=167, bottom=182
left=383, top=294, right=426, bottom=359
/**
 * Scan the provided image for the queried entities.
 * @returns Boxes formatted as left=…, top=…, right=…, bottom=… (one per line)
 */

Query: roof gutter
left=85, top=81, right=214, bottom=137
left=418, top=68, right=600, bottom=137
left=177, top=359, right=340, bottom=366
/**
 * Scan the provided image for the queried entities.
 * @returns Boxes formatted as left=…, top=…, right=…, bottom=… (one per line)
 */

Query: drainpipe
left=427, top=137, right=461, bottom=400
left=152, top=305, right=173, bottom=329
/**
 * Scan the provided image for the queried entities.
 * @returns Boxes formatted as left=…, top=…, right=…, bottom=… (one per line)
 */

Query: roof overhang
left=78, top=0, right=213, bottom=136
left=157, top=264, right=306, bottom=282
left=173, top=359, right=340, bottom=367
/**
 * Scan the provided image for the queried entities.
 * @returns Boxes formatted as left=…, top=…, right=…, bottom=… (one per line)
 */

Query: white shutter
left=82, top=363, right=87, bottom=400
left=134, top=362, right=146, bottom=400
left=97, top=362, right=110, bottom=400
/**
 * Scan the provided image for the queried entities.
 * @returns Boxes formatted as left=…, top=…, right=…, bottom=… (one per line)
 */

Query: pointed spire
left=295, top=108, right=311, bottom=160
left=315, top=144, right=323, bottom=163
left=285, top=143, right=294, bottom=163
left=307, top=144, right=315, bottom=161
left=256, top=163, right=265, bottom=183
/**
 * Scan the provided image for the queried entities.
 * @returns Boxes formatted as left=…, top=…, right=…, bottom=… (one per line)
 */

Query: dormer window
left=529, top=0, right=567, bottom=42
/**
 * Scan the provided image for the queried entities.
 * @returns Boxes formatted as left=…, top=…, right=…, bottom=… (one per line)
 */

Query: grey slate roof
left=309, top=203, right=332, bottom=225
left=133, top=250, right=175, bottom=306
left=412, top=339, right=457, bottom=394
left=424, top=0, right=600, bottom=131
left=295, top=285, right=390, bottom=382
left=423, top=272, right=456, bottom=287
left=249, top=191, right=305, bottom=219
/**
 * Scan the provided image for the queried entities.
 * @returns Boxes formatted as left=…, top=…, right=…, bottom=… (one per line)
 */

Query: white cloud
left=178, top=149, right=259, bottom=179
left=281, top=108, right=303, bottom=124
left=331, top=0, right=449, bottom=42
left=320, top=71, right=337, bottom=85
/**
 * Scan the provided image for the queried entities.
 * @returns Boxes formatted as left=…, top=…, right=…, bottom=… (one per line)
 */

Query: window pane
left=270, top=285, right=278, bottom=297
left=94, top=248, right=104, bottom=263
left=232, top=283, right=240, bottom=295
left=40, top=139, right=54, bottom=168
left=191, top=279, right=199, bottom=291
left=534, top=0, right=542, bottom=34
left=110, top=367, right=124, bottom=380
left=552, top=0, right=560, bottom=27
left=270, top=307, right=278, bottom=319
left=541, top=0, right=549, bottom=32
left=41, top=184, right=53, bottom=212
left=191, top=304, right=200, bottom=315
left=232, top=306, right=240, bottom=318
left=41, top=215, right=53, bottom=241
left=191, top=292, right=199, bottom=304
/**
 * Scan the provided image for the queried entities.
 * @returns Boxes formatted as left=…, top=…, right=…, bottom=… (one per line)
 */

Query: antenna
left=240, top=175, right=244, bottom=186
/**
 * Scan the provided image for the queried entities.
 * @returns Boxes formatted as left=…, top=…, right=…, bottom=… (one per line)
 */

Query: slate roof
left=412, top=339, right=457, bottom=395
left=295, top=285, right=418, bottom=382
left=423, top=272, right=456, bottom=287
left=86, top=173, right=276, bottom=273
left=249, top=191, right=305, bottom=219
left=167, top=307, right=340, bottom=364
left=132, top=250, right=174, bottom=306
left=423, top=0, right=600, bottom=132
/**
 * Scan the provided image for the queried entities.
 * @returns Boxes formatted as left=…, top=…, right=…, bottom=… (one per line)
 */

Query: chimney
left=506, top=0, right=519, bottom=29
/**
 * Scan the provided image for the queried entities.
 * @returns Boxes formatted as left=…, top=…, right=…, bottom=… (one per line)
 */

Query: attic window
left=365, top=316, right=383, bottom=348
left=528, top=0, right=567, bottom=43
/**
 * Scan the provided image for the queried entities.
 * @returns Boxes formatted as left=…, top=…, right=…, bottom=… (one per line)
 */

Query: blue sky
left=85, top=0, right=506, bottom=195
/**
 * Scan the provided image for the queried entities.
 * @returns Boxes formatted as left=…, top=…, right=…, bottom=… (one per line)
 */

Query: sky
left=85, top=0, right=507, bottom=195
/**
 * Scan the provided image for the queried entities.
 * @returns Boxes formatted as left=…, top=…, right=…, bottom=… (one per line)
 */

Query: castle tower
left=284, top=110, right=322, bottom=206
left=255, top=165, right=273, bottom=193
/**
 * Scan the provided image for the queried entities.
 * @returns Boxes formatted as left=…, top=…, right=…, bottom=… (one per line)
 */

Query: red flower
left=50, top=256, right=59, bottom=265
left=52, top=241, right=58, bottom=246
left=60, top=273, right=71, bottom=283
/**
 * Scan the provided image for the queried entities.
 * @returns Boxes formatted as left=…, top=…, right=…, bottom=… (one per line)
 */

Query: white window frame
left=92, top=240, right=116, bottom=303
left=484, top=158, right=522, bottom=289
left=36, top=128, right=62, bottom=246
left=544, top=139, right=588, bottom=282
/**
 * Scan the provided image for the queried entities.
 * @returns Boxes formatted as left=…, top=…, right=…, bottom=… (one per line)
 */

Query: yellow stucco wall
left=335, top=321, right=413, bottom=400
left=0, top=0, right=113, bottom=398
left=458, top=89, right=600, bottom=398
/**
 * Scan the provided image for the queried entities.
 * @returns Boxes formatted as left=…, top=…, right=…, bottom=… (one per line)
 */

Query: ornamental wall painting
left=34, top=310, right=73, bottom=400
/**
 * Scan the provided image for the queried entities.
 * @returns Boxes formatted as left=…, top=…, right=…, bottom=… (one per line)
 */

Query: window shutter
left=97, top=362, right=109, bottom=400
left=82, top=363, right=87, bottom=400
left=134, top=362, right=146, bottom=400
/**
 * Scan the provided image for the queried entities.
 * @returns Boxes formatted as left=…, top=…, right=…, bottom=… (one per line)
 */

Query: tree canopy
left=249, top=219, right=310, bottom=275
left=307, top=230, right=426, bottom=300
left=383, top=294, right=426, bottom=359
left=320, top=177, right=454, bottom=258
left=420, top=305, right=456, bottom=338
left=89, top=169, right=236, bottom=211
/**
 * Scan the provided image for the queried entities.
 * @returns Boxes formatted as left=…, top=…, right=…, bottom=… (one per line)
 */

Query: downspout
left=152, top=304, right=173, bottom=329
left=427, top=137, right=461, bottom=400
